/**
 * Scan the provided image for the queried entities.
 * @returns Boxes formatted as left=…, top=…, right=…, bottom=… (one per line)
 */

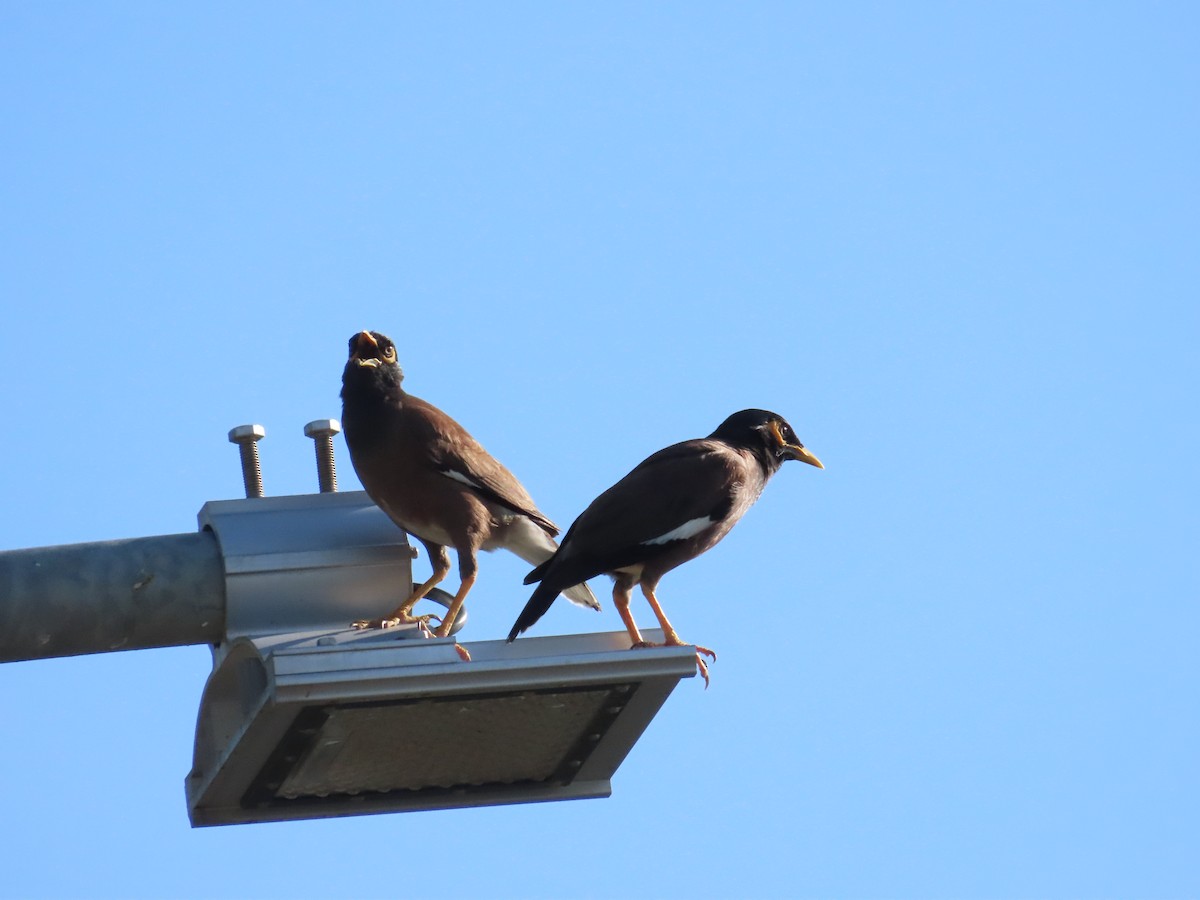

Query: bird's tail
left=504, top=517, right=600, bottom=611
left=507, top=578, right=566, bottom=642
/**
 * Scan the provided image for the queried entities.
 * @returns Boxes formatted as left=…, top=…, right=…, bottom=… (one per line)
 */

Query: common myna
left=507, top=409, right=823, bottom=686
left=341, top=331, right=599, bottom=657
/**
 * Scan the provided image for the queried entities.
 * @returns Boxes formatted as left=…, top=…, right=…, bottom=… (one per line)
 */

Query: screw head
left=228, top=424, right=266, bottom=444
left=303, top=418, right=342, bottom=439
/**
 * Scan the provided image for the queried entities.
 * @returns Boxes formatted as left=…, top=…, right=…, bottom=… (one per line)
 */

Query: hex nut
left=303, top=419, right=342, bottom=438
left=228, top=424, right=267, bottom=443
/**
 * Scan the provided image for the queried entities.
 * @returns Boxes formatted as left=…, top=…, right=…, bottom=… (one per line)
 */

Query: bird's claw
left=691, top=644, right=715, bottom=688
left=350, top=611, right=439, bottom=632
left=631, top=639, right=716, bottom=688
left=350, top=614, right=467, bottom=660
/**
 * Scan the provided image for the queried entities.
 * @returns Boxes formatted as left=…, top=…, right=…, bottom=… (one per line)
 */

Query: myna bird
left=341, top=331, right=600, bottom=657
left=507, top=409, right=823, bottom=686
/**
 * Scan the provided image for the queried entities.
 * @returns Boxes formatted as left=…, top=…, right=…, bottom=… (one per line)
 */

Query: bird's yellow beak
left=786, top=444, right=824, bottom=469
left=353, top=331, right=382, bottom=367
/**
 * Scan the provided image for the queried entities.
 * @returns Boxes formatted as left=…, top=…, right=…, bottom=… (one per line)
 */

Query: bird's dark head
left=342, top=330, right=405, bottom=397
left=347, top=330, right=400, bottom=371
left=711, top=408, right=824, bottom=471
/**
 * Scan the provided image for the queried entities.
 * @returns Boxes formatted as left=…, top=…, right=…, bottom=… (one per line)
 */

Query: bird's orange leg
left=387, top=569, right=448, bottom=627
left=353, top=547, right=450, bottom=631
left=634, top=584, right=716, bottom=688
left=612, top=579, right=644, bottom=646
left=433, top=571, right=475, bottom=662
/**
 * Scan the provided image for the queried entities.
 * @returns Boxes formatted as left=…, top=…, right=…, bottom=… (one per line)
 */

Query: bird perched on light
left=340, top=330, right=599, bottom=658
left=507, top=409, right=823, bottom=686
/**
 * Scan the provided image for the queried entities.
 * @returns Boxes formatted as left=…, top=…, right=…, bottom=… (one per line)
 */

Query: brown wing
left=405, top=394, right=558, bottom=535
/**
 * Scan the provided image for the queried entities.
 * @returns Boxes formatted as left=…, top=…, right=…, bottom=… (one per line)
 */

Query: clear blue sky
left=2, top=3, right=1196, bottom=898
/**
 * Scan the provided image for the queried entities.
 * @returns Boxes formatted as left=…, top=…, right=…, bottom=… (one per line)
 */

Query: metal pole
left=0, top=532, right=226, bottom=663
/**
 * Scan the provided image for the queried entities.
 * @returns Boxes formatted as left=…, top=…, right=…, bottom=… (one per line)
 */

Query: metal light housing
left=187, top=628, right=696, bottom=826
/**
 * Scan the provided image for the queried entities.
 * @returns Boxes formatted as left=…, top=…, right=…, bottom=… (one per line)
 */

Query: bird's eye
left=382, top=345, right=397, bottom=363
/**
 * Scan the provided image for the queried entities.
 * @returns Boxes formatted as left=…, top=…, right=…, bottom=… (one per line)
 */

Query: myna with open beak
left=341, top=330, right=599, bottom=659
left=507, top=409, right=823, bottom=686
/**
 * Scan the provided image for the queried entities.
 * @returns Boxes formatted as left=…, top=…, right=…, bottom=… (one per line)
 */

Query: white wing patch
left=442, top=467, right=525, bottom=522
left=642, top=515, right=714, bottom=546
left=441, top=468, right=483, bottom=490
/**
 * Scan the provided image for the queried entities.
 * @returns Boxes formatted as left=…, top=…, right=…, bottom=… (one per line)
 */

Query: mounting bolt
left=228, top=424, right=266, bottom=498
left=304, top=418, right=341, bottom=493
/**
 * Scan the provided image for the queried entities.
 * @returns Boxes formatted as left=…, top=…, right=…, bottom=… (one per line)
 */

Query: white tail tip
left=564, top=580, right=601, bottom=611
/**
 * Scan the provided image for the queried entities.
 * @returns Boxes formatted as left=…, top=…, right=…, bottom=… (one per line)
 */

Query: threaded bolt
left=228, top=424, right=266, bottom=498
left=303, top=418, right=341, bottom=493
